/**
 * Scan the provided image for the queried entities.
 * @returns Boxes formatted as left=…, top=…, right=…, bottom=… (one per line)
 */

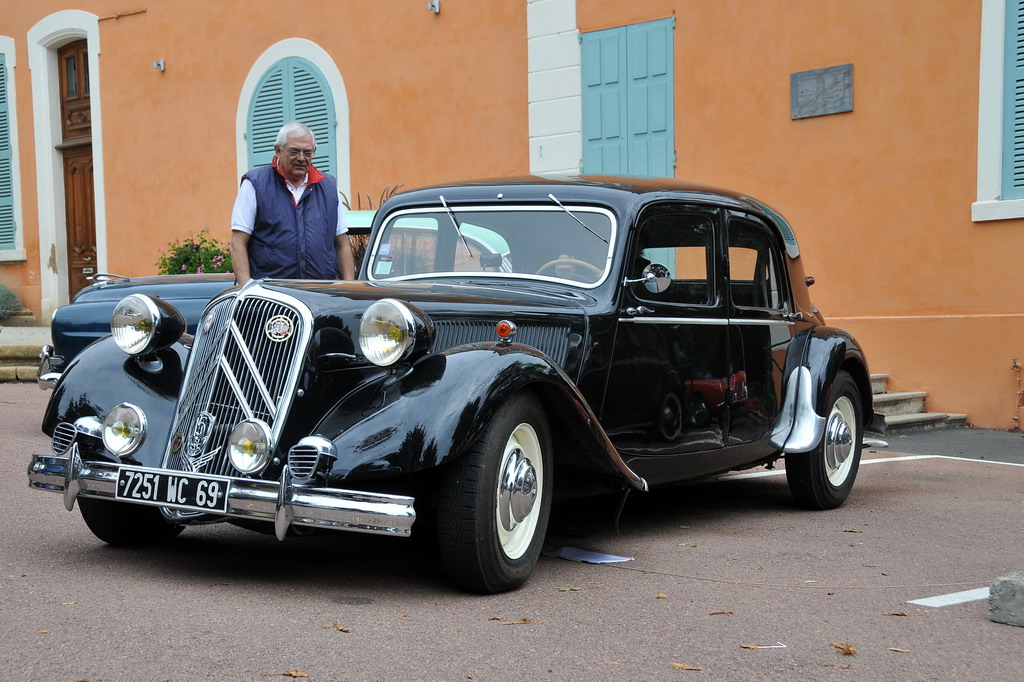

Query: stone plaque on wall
left=790, top=64, right=853, bottom=120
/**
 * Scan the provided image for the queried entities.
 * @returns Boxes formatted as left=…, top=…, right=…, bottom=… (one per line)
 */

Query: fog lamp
left=227, top=419, right=273, bottom=474
left=102, top=403, right=147, bottom=457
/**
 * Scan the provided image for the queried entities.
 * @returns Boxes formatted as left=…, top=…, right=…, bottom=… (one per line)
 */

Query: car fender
left=320, top=342, right=648, bottom=491
left=772, top=326, right=873, bottom=453
left=41, top=336, right=185, bottom=466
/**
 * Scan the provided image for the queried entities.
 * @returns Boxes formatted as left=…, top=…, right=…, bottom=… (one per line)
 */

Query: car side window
left=632, top=214, right=714, bottom=306
left=728, top=219, right=785, bottom=310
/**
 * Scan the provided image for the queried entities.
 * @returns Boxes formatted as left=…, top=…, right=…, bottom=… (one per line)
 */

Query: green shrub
left=0, top=283, right=22, bottom=318
left=157, top=231, right=233, bottom=275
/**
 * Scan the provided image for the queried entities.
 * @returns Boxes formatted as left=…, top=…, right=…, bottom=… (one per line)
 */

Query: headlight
left=227, top=419, right=273, bottom=474
left=111, top=294, right=186, bottom=355
left=102, top=403, right=147, bottom=457
left=359, top=299, right=417, bottom=366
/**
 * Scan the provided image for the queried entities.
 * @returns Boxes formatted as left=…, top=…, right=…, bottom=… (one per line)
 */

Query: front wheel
left=785, top=370, right=863, bottom=510
left=78, top=497, right=184, bottom=547
left=436, top=392, right=553, bottom=593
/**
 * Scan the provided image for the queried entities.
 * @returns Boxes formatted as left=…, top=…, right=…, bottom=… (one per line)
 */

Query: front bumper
left=36, top=344, right=62, bottom=390
left=27, top=445, right=416, bottom=539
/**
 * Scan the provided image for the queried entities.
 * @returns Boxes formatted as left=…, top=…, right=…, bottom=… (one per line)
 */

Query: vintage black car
left=28, top=177, right=882, bottom=593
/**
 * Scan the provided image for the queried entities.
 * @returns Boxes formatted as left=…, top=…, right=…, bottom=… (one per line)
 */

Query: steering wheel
left=535, top=258, right=603, bottom=281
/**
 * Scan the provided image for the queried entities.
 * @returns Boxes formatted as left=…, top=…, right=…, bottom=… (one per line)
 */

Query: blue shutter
left=583, top=18, right=674, bottom=178
left=247, top=62, right=287, bottom=171
left=1003, top=0, right=1024, bottom=199
left=583, top=28, right=626, bottom=174
left=0, top=53, right=14, bottom=250
left=246, top=58, right=336, bottom=176
left=288, top=58, right=335, bottom=177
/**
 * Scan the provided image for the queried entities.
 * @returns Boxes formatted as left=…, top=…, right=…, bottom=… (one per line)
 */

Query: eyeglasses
left=284, top=147, right=314, bottom=159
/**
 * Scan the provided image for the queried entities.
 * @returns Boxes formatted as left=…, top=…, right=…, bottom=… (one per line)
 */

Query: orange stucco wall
left=2, top=1, right=1022, bottom=428
left=0, top=0, right=528, bottom=302
left=578, top=0, right=1024, bottom=429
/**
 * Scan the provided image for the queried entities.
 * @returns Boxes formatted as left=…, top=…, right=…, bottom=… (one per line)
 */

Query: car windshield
left=366, top=206, right=616, bottom=287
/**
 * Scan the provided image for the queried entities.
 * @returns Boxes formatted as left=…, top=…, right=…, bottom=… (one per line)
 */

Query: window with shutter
left=246, top=57, right=336, bottom=176
left=582, top=18, right=674, bottom=178
left=0, top=51, right=15, bottom=251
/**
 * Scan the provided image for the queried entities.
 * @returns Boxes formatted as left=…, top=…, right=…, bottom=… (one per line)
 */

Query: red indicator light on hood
left=496, top=320, right=517, bottom=340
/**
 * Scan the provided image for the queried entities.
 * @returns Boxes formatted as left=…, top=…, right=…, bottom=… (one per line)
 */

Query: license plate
left=115, top=466, right=230, bottom=514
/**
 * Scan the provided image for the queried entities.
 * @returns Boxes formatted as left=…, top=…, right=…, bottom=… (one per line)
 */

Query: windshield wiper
left=548, top=193, right=608, bottom=244
left=439, top=195, right=474, bottom=259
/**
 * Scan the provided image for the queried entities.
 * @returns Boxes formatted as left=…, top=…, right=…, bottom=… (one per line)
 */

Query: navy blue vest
left=241, top=165, right=340, bottom=279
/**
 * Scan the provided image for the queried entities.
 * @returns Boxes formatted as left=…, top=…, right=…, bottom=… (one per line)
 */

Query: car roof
left=384, top=175, right=801, bottom=258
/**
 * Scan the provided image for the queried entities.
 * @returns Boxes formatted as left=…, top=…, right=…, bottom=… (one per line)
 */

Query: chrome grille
left=52, top=422, right=78, bottom=455
left=163, top=290, right=310, bottom=477
left=432, top=320, right=571, bottom=366
left=287, top=444, right=320, bottom=480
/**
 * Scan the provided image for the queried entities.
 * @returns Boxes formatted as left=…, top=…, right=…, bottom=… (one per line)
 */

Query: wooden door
left=58, top=40, right=95, bottom=297
left=63, top=145, right=96, bottom=294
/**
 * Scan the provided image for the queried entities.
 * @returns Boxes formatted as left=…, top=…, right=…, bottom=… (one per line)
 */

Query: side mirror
left=624, top=263, right=672, bottom=294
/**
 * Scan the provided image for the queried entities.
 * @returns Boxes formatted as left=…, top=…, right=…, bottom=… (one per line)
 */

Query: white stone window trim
left=528, top=0, right=582, bottom=176
left=974, top=0, right=1024, bottom=221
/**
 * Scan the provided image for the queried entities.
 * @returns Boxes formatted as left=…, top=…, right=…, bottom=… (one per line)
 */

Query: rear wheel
left=786, top=370, right=862, bottom=510
left=436, top=393, right=552, bottom=593
left=78, top=498, right=184, bottom=547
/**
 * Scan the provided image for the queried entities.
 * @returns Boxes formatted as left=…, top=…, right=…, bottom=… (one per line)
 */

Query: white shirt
left=230, top=175, right=348, bottom=236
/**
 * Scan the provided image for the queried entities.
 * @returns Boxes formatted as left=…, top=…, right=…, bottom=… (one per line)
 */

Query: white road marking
left=722, top=453, right=1024, bottom=481
left=908, top=587, right=991, bottom=608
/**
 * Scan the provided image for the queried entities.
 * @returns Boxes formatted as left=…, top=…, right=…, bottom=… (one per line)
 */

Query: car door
left=725, top=212, right=796, bottom=446
left=603, top=206, right=729, bottom=456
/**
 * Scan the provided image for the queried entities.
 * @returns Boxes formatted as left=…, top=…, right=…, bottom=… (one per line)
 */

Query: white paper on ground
left=543, top=547, right=634, bottom=564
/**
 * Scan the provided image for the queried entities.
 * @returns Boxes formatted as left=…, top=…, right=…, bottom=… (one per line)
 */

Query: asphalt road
left=2, top=381, right=1023, bottom=681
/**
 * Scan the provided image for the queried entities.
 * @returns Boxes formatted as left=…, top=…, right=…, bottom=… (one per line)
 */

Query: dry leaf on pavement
left=281, top=671, right=310, bottom=678
left=830, top=642, right=857, bottom=655
left=322, top=622, right=350, bottom=633
left=502, top=618, right=544, bottom=625
left=667, top=662, right=701, bottom=670
left=887, top=647, right=911, bottom=653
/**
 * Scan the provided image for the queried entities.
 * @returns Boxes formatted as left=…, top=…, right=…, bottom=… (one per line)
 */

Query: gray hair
left=275, top=122, right=317, bottom=149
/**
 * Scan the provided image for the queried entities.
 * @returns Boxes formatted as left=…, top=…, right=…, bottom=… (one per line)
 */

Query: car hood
left=257, top=279, right=597, bottom=318
left=250, top=279, right=595, bottom=372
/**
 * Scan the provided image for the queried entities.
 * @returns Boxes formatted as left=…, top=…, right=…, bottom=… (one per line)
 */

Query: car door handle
left=625, top=306, right=655, bottom=316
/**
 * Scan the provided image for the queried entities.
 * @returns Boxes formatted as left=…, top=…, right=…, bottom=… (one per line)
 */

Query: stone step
left=0, top=344, right=43, bottom=365
left=884, top=411, right=969, bottom=433
left=873, top=391, right=927, bottom=416
left=0, top=365, right=40, bottom=382
left=0, top=308, right=39, bottom=326
left=870, top=373, right=889, bottom=394
left=0, top=344, right=42, bottom=382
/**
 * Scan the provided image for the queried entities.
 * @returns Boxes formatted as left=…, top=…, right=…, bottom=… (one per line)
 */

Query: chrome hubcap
left=498, top=448, right=538, bottom=533
left=824, top=413, right=853, bottom=471
left=823, top=395, right=857, bottom=486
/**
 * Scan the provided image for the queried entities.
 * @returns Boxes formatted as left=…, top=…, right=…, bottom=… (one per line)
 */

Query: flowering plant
left=156, top=231, right=233, bottom=275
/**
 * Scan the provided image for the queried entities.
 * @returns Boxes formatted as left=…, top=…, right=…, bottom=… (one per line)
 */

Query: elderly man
left=230, top=122, right=355, bottom=284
